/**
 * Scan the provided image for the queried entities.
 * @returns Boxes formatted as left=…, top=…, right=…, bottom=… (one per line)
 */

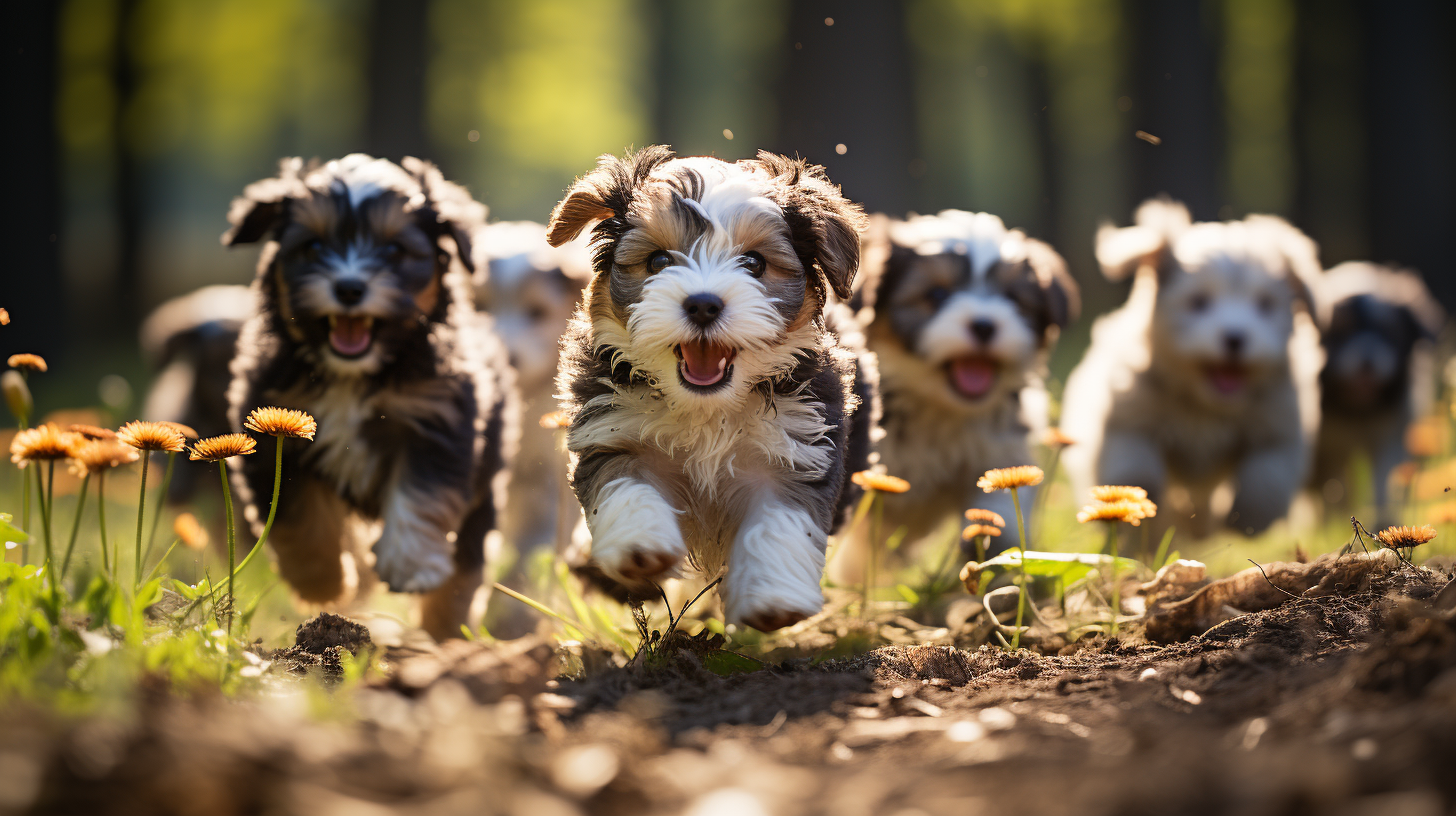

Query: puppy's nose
left=334, top=279, right=367, bottom=306
left=1223, top=331, right=1245, bottom=356
left=683, top=293, right=724, bottom=328
left=970, top=319, right=997, bottom=343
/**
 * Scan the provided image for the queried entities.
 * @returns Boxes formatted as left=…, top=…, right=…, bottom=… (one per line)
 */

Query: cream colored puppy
left=1061, top=198, right=1323, bottom=538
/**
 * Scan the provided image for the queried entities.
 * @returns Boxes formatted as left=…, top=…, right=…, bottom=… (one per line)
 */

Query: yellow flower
left=977, top=465, right=1044, bottom=492
left=68, top=439, right=139, bottom=476
left=189, top=433, right=257, bottom=462
left=10, top=424, right=80, bottom=467
left=244, top=407, right=317, bottom=440
left=964, top=508, right=1006, bottom=527
left=1375, top=525, right=1437, bottom=549
left=961, top=523, right=1003, bottom=541
left=1042, top=427, right=1076, bottom=448
left=7, top=353, right=47, bottom=373
left=69, top=424, right=117, bottom=441
left=539, top=410, right=569, bottom=430
left=1077, top=500, right=1148, bottom=526
left=117, top=421, right=187, bottom=453
left=1090, top=485, right=1147, bottom=503
left=159, top=421, right=199, bottom=440
left=851, top=470, right=911, bottom=494
left=173, top=512, right=210, bottom=551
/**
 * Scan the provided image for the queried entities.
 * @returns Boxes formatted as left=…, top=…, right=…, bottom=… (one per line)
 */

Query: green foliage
left=963, top=549, right=1145, bottom=596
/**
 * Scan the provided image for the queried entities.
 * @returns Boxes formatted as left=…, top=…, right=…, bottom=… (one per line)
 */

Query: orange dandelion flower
left=117, top=421, right=187, bottom=453
left=0, top=308, right=9, bottom=325
left=539, top=410, right=569, bottom=430
left=173, top=512, right=209, bottom=551
left=10, top=424, right=81, bottom=467
left=244, top=406, right=317, bottom=440
left=7, top=354, right=47, bottom=373
left=68, top=439, right=139, bottom=476
left=1077, top=500, right=1148, bottom=526
left=1375, top=525, right=1437, bottom=549
left=1042, top=427, right=1075, bottom=448
left=188, top=433, right=256, bottom=462
left=1090, top=485, right=1147, bottom=504
left=964, top=508, right=1006, bottom=527
left=851, top=470, right=911, bottom=493
left=961, top=523, right=1004, bottom=541
left=158, top=420, right=199, bottom=440
left=69, top=424, right=117, bottom=441
left=977, top=465, right=1044, bottom=492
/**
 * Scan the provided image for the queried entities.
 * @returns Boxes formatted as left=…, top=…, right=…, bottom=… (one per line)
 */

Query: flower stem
left=37, top=463, right=57, bottom=601
left=19, top=467, right=30, bottom=565
left=142, top=452, right=175, bottom=569
left=1104, top=522, right=1120, bottom=636
left=133, top=452, right=150, bottom=591
left=60, top=473, right=90, bottom=579
left=1010, top=487, right=1028, bottom=650
left=218, top=436, right=283, bottom=587
left=97, top=473, right=111, bottom=576
left=862, top=490, right=881, bottom=619
left=219, top=460, right=235, bottom=635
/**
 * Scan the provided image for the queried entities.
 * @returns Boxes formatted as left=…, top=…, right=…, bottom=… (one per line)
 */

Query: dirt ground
left=6, top=563, right=1456, bottom=816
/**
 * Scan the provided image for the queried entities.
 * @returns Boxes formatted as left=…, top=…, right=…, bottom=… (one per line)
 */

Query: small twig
left=1246, top=559, right=1302, bottom=600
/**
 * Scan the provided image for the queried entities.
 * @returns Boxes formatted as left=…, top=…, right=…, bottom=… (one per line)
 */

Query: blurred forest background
left=5, top=0, right=1454, bottom=414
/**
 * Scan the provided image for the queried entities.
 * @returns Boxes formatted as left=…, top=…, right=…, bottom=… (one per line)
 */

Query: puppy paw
left=596, top=539, right=686, bottom=583
left=740, top=607, right=810, bottom=632
left=586, top=478, right=687, bottom=584
left=725, top=593, right=820, bottom=632
left=373, top=540, right=454, bottom=594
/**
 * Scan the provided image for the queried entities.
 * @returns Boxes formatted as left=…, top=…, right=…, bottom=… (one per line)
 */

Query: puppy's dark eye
left=741, top=251, right=766, bottom=277
left=302, top=239, right=324, bottom=259
left=1189, top=293, right=1211, bottom=313
left=382, top=242, right=405, bottom=260
left=647, top=250, right=673, bottom=273
left=1257, top=292, right=1277, bottom=313
left=527, top=305, right=549, bottom=323
left=926, top=286, right=950, bottom=307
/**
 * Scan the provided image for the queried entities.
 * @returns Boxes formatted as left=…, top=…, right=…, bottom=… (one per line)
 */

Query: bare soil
left=7, top=564, right=1456, bottom=816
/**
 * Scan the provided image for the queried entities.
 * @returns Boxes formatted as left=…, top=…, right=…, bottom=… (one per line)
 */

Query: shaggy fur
left=1061, top=197, right=1323, bottom=538
left=1310, top=262, right=1443, bottom=528
left=224, top=154, right=516, bottom=640
left=547, top=146, right=876, bottom=631
left=835, top=211, right=1078, bottom=579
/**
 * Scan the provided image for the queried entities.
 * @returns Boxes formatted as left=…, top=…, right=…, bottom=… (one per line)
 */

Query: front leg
left=372, top=471, right=469, bottom=593
left=1228, top=440, right=1306, bottom=535
left=723, top=488, right=826, bottom=631
left=575, top=450, right=687, bottom=583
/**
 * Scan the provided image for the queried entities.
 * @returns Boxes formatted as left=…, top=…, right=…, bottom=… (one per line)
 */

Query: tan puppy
left=1061, top=198, right=1323, bottom=538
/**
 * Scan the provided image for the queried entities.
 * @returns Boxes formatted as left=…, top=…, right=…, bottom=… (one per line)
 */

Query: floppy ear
left=222, top=157, right=305, bottom=246
left=547, top=145, right=676, bottom=251
left=749, top=151, right=868, bottom=301
left=402, top=156, right=487, bottom=274
left=1025, top=238, right=1081, bottom=334
left=1247, top=214, right=1322, bottom=316
left=1095, top=196, right=1191, bottom=282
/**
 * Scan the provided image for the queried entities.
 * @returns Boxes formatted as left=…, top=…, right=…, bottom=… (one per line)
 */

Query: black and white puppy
left=546, top=146, right=876, bottom=631
left=839, top=211, right=1077, bottom=573
left=224, top=154, right=516, bottom=640
left=1310, top=261, right=1443, bottom=527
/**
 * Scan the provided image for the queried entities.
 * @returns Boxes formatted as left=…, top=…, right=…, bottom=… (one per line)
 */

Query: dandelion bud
left=2, top=370, right=31, bottom=422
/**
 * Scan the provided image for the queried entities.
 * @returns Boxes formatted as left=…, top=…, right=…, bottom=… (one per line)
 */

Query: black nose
left=334, top=279, right=367, bottom=306
left=970, top=318, right=997, bottom=343
left=1223, top=331, right=1245, bottom=356
left=683, top=293, right=724, bottom=328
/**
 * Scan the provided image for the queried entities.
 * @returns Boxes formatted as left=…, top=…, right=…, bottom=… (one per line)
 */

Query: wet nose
left=683, top=293, right=724, bottom=328
left=1223, top=331, right=1245, bottom=356
left=970, top=318, right=997, bottom=343
left=334, top=279, right=367, bottom=306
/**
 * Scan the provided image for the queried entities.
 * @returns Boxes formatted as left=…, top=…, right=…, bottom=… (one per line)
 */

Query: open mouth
left=947, top=356, right=999, bottom=399
left=675, top=339, right=736, bottom=391
left=1205, top=361, right=1249, bottom=395
left=327, top=315, right=375, bottom=358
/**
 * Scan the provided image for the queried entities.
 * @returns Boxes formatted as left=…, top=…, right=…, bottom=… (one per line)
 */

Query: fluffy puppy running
left=224, top=154, right=516, bottom=640
left=1061, top=198, right=1323, bottom=538
left=546, top=146, right=876, bottom=631
left=471, top=222, right=590, bottom=558
left=1310, top=262, right=1443, bottom=528
left=840, top=211, right=1077, bottom=571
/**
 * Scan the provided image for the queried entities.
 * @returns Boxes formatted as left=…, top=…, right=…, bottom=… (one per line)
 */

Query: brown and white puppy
left=547, top=146, right=876, bottom=631
left=840, top=211, right=1077, bottom=572
left=224, top=154, right=516, bottom=640
left=1310, top=262, right=1443, bottom=528
left=1061, top=197, right=1323, bottom=537
left=471, top=222, right=590, bottom=561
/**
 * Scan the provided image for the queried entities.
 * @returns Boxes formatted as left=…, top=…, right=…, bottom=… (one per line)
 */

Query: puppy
left=546, top=146, right=876, bottom=631
left=838, top=211, right=1077, bottom=574
left=1310, top=262, right=1443, bottom=528
left=471, top=222, right=590, bottom=559
left=1061, top=198, right=1322, bottom=538
left=140, top=285, right=253, bottom=505
left=224, top=154, right=516, bottom=640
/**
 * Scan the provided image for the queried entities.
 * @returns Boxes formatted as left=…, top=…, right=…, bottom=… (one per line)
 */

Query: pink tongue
left=1208, top=366, right=1245, bottom=394
left=330, top=317, right=372, bottom=356
left=680, top=340, right=731, bottom=386
left=950, top=358, right=996, bottom=398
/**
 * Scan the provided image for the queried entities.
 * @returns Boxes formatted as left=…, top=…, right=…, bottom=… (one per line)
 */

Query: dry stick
left=142, top=451, right=177, bottom=569
left=59, top=472, right=90, bottom=579
left=1246, top=559, right=1302, bottom=600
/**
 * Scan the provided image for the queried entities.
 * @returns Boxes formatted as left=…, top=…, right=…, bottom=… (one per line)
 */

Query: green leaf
left=0, top=513, right=28, bottom=545
left=895, top=583, right=920, bottom=604
left=967, top=550, right=1145, bottom=595
left=701, top=649, right=763, bottom=677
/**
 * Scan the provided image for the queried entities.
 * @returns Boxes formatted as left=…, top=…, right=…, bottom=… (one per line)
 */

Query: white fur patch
left=372, top=480, right=457, bottom=592
left=586, top=477, right=687, bottom=581
left=721, top=494, right=826, bottom=625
